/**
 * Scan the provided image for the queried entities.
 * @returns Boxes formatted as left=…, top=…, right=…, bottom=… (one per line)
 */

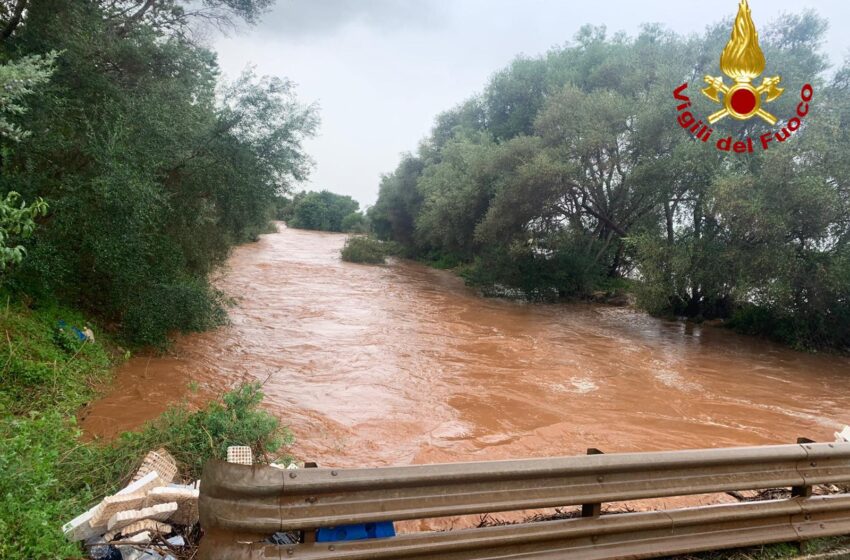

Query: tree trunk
left=1, top=0, right=27, bottom=41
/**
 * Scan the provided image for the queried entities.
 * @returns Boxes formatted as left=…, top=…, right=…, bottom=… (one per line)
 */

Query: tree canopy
left=0, top=0, right=318, bottom=345
left=283, top=190, right=364, bottom=233
left=370, top=18, right=850, bottom=351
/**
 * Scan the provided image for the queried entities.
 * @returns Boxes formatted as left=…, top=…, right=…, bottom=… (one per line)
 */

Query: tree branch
left=1, top=0, right=28, bottom=41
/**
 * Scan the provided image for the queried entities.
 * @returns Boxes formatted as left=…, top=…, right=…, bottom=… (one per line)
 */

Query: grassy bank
left=0, top=296, right=290, bottom=559
left=670, top=537, right=850, bottom=559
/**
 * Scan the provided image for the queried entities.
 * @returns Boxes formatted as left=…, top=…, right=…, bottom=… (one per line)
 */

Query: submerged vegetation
left=341, top=236, right=391, bottom=264
left=369, top=16, right=850, bottom=352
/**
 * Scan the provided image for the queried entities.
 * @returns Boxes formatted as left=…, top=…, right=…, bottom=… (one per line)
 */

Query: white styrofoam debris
left=147, top=486, right=199, bottom=525
left=107, top=502, right=178, bottom=532
left=63, top=471, right=164, bottom=542
left=120, top=519, right=172, bottom=537
left=124, top=531, right=152, bottom=544
left=835, top=426, right=850, bottom=443
left=120, top=471, right=166, bottom=496
left=226, top=445, right=253, bottom=465
left=89, top=492, right=148, bottom=530
left=132, top=448, right=178, bottom=484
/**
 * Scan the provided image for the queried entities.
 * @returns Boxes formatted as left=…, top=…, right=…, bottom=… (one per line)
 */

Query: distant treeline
left=278, top=190, right=368, bottom=233
left=0, top=0, right=317, bottom=346
left=369, top=17, right=850, bottom=352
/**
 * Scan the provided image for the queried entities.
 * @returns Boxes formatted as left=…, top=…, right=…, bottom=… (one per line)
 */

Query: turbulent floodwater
left=81, top=224, right=850, bottom=472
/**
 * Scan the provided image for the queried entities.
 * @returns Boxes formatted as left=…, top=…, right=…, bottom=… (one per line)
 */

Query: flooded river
left=81, top=224, right=850, bottom=471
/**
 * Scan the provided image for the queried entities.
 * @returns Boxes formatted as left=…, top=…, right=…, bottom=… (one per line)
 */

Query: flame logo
left=701, top=0, right=783, bottom=124
left=720, top=0, right=766, bottom=82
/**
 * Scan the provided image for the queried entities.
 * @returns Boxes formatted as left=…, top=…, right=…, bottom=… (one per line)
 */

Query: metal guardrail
left=198, top=442, right=850, bottom=559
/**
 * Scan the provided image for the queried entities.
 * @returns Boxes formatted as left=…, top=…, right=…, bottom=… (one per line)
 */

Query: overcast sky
left=211, top=0, right=850, bottom=207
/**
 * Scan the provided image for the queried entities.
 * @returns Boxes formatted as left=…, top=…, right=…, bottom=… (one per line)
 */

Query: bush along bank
left=340, top=236, right=395, bottom=264
left=0, top=297, right=290, bottom=560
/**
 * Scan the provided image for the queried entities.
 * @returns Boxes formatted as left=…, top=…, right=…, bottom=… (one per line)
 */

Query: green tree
left=288, top=190, right=360, bottom=232
left=369, top=155, right=424, bottom=250
left=374, top=13, right=850, bottom=350
left=1, top=0, right=317, bottom=345
left=0, top=192, right=47, bottom=270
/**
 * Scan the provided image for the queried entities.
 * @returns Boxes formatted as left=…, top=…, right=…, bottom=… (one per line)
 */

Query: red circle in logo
left=730, top=88, right=757, bottom=115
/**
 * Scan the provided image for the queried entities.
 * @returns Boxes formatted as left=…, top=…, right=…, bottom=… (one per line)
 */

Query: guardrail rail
left=198, top=441, right=850, bottom=559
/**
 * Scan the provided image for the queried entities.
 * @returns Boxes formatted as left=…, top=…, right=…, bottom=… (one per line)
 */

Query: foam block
left=63, top=472, right=165, bottom=541
left=107, top=503, right=178, bottom=532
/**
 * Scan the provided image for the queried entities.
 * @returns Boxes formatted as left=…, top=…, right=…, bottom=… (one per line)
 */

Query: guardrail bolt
left=811, top=462, right=817, bottom=467
left=597, top=476, right=604, bottom=483
left=331, top=470, right=339, bottom=476
left=820, top=523, right=826, bottom=529
left=286, top=548, right=294, bottom=555
left=328, top=545, right=336, bottom=551
left=307, top=496, right=317, bottom=503
left=805, top=513, right=812, bottom=520
left=591, top=536, right=599, bottom=543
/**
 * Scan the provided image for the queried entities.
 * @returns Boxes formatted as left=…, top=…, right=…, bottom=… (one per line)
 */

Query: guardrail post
left=792, top=438, right=815, bottom=499
left=582, top=448, right=604, bottom=518
left=793, top=438, right=816, bottom=554
left=301, top=462, right=319, bottom=545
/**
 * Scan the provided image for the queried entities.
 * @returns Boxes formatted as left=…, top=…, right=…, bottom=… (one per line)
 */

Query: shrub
left=461, top=240, right=603, bottom=301
left=121, top=279, right=228, bottom=348
left=340, top=236, right=389, bottom=264
left=66, top=382, right=291, bottom=498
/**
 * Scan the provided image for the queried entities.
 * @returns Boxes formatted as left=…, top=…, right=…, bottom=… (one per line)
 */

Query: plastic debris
left=86, top=537, right=121, bottom=560
left=268, top=532, right=299, bottom=545
left=117, top=547, right=161, bottom=560
left=165, top=535, right=185, bottom=547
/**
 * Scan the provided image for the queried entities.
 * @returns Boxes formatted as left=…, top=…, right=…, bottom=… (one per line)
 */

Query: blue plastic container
left=315, top=521, right=396, bottom=542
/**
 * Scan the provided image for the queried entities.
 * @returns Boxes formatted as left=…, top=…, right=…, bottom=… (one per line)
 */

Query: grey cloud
left=255, top=0, right=445, bottom=37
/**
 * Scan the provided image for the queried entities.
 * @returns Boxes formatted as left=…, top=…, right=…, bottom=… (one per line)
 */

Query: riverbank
left=0, top=295, right=288, bottom=559
left=0, top=295, right=133, bottom=554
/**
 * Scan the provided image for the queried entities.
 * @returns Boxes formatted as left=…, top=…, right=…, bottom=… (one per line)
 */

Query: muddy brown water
left=81, top=224, right=850, bottom=522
